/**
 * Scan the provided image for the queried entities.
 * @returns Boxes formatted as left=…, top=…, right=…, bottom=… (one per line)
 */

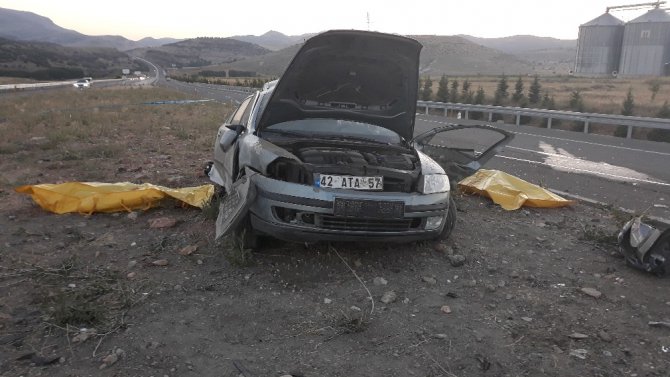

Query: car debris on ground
left=618, top=216, right=670, bottom=276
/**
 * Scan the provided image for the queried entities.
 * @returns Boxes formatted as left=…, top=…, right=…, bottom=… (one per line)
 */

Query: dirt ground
left=2, top=87, right=670, bottom=377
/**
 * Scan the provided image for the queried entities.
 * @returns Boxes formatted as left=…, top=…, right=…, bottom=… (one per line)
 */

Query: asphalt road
left=417, top=114, right=670, bottom=220
left=152, top=71, right=670, bottom=221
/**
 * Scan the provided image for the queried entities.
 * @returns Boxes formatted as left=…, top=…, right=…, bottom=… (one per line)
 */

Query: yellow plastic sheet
left=458, top=169, right=575, bottom=210
left=15, top=182, right=214, bottom=214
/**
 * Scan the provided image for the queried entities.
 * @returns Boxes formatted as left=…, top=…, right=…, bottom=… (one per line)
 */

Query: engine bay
left=265, top=140, right=421, bottom=192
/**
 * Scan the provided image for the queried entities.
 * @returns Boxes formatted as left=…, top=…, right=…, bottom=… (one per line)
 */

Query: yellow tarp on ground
left=15, top=182, right=214, bottom=214
left=458, top=169, right=575, bottom=210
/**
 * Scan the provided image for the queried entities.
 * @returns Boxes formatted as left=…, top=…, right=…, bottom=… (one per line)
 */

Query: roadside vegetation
left=420, top=75, right=670, bottom=142
left=0, top=37, right=144, bottom=80
left=0, top=86, right=232, bottom=189
left=168, top=71, right=276, bottom=89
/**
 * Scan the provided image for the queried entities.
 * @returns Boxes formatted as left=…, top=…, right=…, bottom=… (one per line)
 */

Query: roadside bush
left=569, top=91, right=585, bottom=113
left=647, top=100, right=670, bottom=142
left=421, top=76, right=433, bottom=101
left=615, top=88, right=635, bottom=137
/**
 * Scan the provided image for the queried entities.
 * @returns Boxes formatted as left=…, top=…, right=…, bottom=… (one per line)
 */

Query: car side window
left=229, top=97, right=252, bottom=125
left=239, top=99, right=254, bottom=125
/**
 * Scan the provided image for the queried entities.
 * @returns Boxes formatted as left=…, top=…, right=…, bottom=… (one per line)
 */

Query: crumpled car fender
left=237, top=134, right=302, bottom=175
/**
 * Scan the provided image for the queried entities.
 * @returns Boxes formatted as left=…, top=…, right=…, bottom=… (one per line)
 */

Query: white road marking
left=537, top=141, right=657, bottom=183
left=507, top=145, right=584, bottom=160
left=495, top=154, right=670, bottom=187
left=507, top=144, right=661, bottom=183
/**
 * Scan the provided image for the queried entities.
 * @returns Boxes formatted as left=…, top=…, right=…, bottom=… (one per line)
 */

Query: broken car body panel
left=208, top=30, right=512, bottom=245
left=618, top=217, right=670, bottom=276
left=215, top=168, right=257, bottom=239
left=413, top=124, right=514, bottom=182
left=237, top=134, right=303, bottom=176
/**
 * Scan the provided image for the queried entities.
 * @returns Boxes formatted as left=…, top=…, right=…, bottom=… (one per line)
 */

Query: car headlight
left=421, top=174, right=450, bottom=194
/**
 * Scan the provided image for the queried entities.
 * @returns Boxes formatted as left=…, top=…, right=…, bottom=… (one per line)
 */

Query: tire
left=234, top=216, right=261, bottom=250
left=648, top=231, right=670, bottom=277
left=438, top=197, right=457, bottom=240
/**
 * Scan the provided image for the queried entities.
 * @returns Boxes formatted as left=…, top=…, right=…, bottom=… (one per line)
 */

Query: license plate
left=334, top=198, right=404, bottom=219
left=315, top=174, right=383, bottom=190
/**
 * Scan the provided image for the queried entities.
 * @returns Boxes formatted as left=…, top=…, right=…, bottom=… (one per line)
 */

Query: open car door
left=412, top=124, right=514, bottom=182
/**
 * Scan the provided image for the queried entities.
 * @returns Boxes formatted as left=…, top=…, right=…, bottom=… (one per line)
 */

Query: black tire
left=438, top=197, right=457, bottom=240
left=649, top=231, right=670, bottom=277
left=234, top=216, right=261, bottom=250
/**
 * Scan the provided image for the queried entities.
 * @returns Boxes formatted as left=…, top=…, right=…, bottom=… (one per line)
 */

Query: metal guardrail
left=417, top=100, right=670, bottom=139
left=0, top=78, right=126, bottom=91
left=0, top=81, right=77, bottom=90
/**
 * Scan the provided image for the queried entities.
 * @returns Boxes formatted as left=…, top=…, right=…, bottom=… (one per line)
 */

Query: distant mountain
left=0, top=37, right=143, bottom=80
left=136, top=37, right=183, bottom=48
left=459, top=34, right=577, bottom=73
left=231, top=30, right=314, bottom=51
left=0, top=7, right=84, bottom=44
left=0, top=5, right=577, bottom=77
left=130, top=38, right=271, bottom=68
left=459, top=35, right=576, bottom=54
left=0, top=7, right=179, bottom=50
left=221, top=44, right=302, bottom=76
left=216, top=35, right=535, bottom=77
left=412, top=35, right=535, bottom=75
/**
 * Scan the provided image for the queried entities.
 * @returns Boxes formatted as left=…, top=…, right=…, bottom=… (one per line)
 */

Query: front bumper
left=248, top=174, right=451, bottom=243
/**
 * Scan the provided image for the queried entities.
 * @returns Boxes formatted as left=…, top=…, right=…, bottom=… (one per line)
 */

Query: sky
left=0, top=0, right=661, bottom=41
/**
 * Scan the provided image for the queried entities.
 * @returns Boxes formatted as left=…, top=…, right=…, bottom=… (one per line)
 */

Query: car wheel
left=438, top=197, right=457, bottom=240
left=234, top=216, right=261, bottom=250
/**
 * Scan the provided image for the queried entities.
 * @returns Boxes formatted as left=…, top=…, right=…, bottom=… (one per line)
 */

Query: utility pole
left=366, top=12, right=370, bottom=31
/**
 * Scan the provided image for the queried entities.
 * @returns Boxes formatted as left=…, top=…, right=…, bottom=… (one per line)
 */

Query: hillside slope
left=231, top=31, right=314, bottom=51
left=459, top=34, right=576, bottom=73
left=0, top=7, right=177, bottom=50
left=214, top=35, right=535, bottom=77
left=0, top=37, right=142, bottom=80
left=131, top=38, right=271, bottom=68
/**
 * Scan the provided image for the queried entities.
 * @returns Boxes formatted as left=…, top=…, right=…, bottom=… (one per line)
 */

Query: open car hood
left=257, top=30, right=422, bottom=141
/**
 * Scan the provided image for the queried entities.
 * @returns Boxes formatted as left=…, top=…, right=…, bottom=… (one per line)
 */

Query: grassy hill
left=180, top=35, right=537, bottom=78
left=412, top=35, right=535, bottom=75
left=131, top=37, right=271, bottom=68
left=0, top=38, right=143, bottom=80
left=231, top=31, right=315, bottom=51
left=459, top=34, right=576, bottom=74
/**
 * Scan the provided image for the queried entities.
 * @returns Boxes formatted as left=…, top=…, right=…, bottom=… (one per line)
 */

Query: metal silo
left=619, top=7, right=670, bottom=75
left=575, top=13, right=625, bottom=75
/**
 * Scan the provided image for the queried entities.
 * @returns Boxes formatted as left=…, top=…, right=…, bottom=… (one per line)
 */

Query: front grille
left=317, top=215, right=421, bottom=231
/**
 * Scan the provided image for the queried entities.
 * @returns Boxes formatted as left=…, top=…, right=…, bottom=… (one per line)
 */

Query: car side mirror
left=219, top=124, right=246, bottom=153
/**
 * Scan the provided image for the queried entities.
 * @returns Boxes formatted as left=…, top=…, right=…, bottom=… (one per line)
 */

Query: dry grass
left=0, top=77, right=37, bottom=85
left=425, top=75, right=670, bottom=117
left=0, top=86, right=233, bottom=192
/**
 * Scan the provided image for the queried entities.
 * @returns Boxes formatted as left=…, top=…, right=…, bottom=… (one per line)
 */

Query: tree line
left=171, top=74, right=275, bottom=88
left=420, top=74, right=670, bottom=142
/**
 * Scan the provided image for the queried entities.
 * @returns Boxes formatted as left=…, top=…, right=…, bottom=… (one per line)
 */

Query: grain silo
left=575, top=12, right=625, bottom=75
left=619, top=6, right=670, bottom=75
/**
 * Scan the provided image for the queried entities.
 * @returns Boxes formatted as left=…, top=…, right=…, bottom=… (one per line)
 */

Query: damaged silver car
left=207, top=30, right=512, bottom=247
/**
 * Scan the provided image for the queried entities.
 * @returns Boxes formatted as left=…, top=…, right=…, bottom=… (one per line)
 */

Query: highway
left=0, top=56, right=162, bottom=94
left=416, top=115, right=670, bottom=220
